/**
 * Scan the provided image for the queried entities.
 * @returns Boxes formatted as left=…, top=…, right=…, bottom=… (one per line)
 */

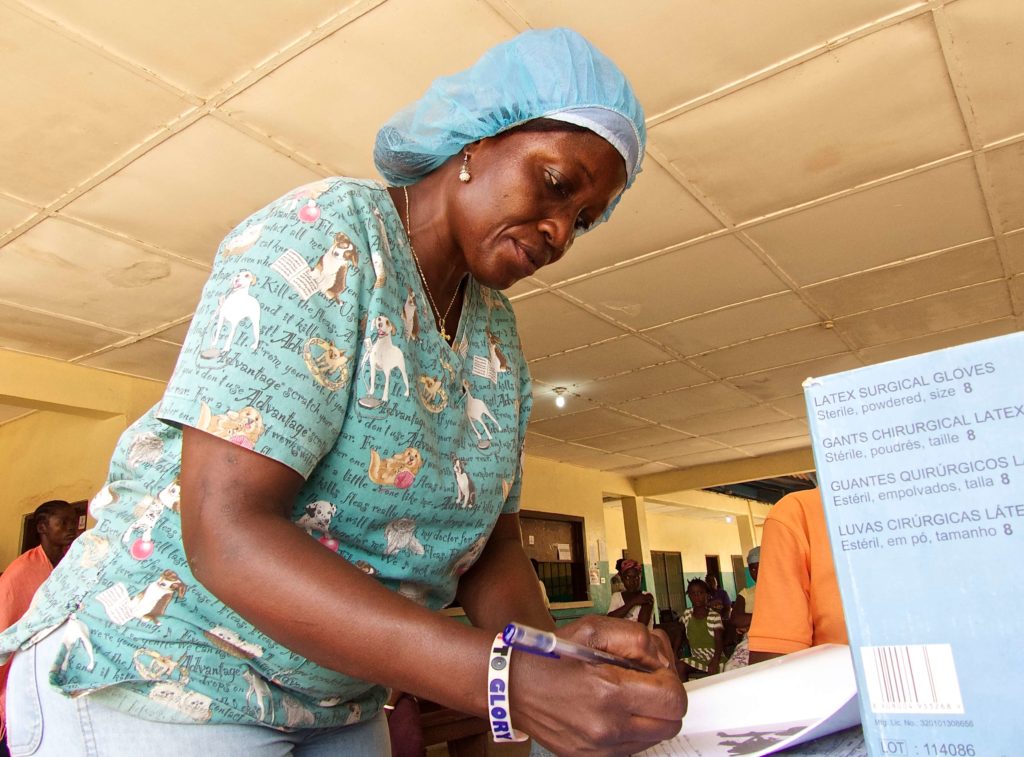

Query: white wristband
left=488, top=632, right=529, bottom=742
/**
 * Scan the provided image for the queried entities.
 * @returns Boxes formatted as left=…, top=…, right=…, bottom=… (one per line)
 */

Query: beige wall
left=606, top=512, right=745, bottom=590
left=0, top=349, right=165, bottom=568
left=603, top=491, right=772, bottom=607
left=518, top=456, right=633, bottom=615
left=605, top=508, right=746, bottom=584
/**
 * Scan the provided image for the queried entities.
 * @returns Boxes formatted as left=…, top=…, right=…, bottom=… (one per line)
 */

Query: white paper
left=641, top=645, right=862, bottom=757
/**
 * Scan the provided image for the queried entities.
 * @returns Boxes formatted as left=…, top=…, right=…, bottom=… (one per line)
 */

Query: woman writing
left=1, top=29, right=685, bottom=757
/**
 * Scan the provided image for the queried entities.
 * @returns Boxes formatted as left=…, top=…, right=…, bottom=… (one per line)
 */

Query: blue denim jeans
left=5, top=625, right=391, bottom=756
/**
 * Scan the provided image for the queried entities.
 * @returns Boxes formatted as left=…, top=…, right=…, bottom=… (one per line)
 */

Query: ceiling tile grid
left=648, top=15, right=971, bottom=221
left=3, top=0, right=1022, bottom=480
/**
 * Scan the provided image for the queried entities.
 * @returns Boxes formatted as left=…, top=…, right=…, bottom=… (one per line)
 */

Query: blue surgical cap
left=374, top=28, right=646, bottom=227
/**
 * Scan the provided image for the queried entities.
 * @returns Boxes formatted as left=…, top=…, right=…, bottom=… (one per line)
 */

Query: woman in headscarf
left=0, top=28, right=684, bottom=757
left=606, top=559, right=655, bottom=627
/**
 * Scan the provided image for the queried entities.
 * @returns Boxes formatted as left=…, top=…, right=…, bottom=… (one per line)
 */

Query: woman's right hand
left=510, top=615, right=686, bottom=756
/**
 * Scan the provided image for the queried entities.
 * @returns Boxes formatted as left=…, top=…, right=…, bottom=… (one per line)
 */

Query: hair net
left=747, top=546, right=760, bottom=565
left=374, top=27, right=646, bottom=227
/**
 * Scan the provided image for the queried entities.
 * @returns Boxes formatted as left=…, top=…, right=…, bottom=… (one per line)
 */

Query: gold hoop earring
left=458, top=153, right=471, bottom=183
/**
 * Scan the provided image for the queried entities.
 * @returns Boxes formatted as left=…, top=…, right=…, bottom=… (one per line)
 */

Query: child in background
left=678, top=578, right=724, bottom=681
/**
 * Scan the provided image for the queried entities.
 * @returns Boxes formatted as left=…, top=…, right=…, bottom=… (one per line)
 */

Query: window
left=519, top=511, right=589, bottom=602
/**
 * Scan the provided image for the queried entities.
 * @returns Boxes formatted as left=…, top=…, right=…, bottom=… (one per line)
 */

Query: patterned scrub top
left=0, top=178, right=532, bottom=730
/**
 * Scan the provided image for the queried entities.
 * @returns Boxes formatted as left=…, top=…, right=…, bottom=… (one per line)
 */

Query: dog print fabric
left=0, top=178, right=532, bottom=730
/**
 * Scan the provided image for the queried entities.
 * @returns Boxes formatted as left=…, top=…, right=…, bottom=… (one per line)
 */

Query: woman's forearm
left=179, top=427, right=492, bottom=716
left=187, top=505, right=493, bottom=716
left=456, top=514, right=554, bottom=632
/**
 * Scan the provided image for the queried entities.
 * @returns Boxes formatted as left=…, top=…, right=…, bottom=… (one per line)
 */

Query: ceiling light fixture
left=725, top=516, right=734, bottom=524
left=554, top=387, right=568, bottom=409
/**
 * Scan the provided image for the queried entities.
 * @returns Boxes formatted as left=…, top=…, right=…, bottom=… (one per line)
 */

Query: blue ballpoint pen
left=502, top=622, right=656, bottom=673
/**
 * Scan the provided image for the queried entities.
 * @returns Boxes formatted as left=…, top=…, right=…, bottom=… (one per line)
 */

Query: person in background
left=678, top=579, right=724, bottom=681
left=607, top=559, right=654, bottom=628
left=0, top=500, right=78, bottom=752
left=0, top=29, right=684, bottom=757
left=748, top=487, right=848, bottom=664
left=704, top=573, right=732, bottom=625
left=724, top=546, right=759, bottom=671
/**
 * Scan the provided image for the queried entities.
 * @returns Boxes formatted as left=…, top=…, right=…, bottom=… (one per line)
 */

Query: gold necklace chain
left=403, top=185, right=461, bottom=343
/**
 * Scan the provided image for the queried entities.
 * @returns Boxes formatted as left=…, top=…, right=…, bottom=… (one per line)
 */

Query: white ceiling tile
left=531, top=161, right=721, bottom=285
left=707, top=419, right=809, bottom=447
left=0, top=6, right=190, bottom=205
left=652, top=16, right=968, bottom=220
left=582, top=362, right=710, bottom=405
left=836, top=281, right=1012, bottom=349
left=505, top=277, right=544, bottom=299
left=621, top=437, right=721, bottom=460
left=523, top=432, right=563, bottom=454
left=806, top=240, right=1004, bottom=317
left=512, top=294, right=625, bottom=360
left=532, top=443, right=599, bottom=464
left=605, top=461, right=675, bottom=477
left=984, top=141, right=1024, bottom=232
left=530, top=389, right=605, bottom=423
left=559, top=236, right=785, bottom=329
left=731, top=354, right=864, bottom=402
left=63, top=117, right=322, bottom=265
left=746, top=160, right=992, bottom=284
left=78, top=338, right=183, bottom=382
left=503, top=0, right=920, bottom=114
left=0, top=303, right=125, bottom=360
left=1005, top=231, right=1024, bottom=275
left=943, top=0, right=1024, bottom=144
left=552, top=448, right=649, bottom=471
left=0, top=197, right=36, bottom=237
left=22, top=0, right=350, bottom=98
left=661, top=448, right=747, bottom=469
left=617, top=382, right=755, bottom=426
left=153, top=322, right=194, bottom=346
left=529, top=407, right=649, bottom=441
left=645, top=293, right=821, bottom=356
left=859, top=316, right=1018, bottom=365
left=0, top=219, right=208, bottom=332
left=735, top=436, right=810, bottom=457
left=691, top=326, right=849, bottom=378
left=770, top=394, right=812, bottom=419
left=574, top=425, right=684, bottom=453
left=528, top=336, right=673, bottom=385
left=223, top=0, right=515, bottom=179
left=676, top=405, right=791, bottom=436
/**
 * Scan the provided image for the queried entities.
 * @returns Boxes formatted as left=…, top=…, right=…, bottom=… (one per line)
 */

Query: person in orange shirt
left=0, top=501, right=78, bottom=742
left=747, top=487, right=848, bottom=664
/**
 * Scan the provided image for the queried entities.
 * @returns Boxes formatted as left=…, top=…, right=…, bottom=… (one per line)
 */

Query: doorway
left=704, top=554, right=721, bottom=591
left=730, top=554, right=747, bottom=594
left=650, top=550, right=685, bottom=619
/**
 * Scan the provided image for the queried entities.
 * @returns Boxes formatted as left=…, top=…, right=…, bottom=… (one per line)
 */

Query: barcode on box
left=860, top=644, right=964, bottom=714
